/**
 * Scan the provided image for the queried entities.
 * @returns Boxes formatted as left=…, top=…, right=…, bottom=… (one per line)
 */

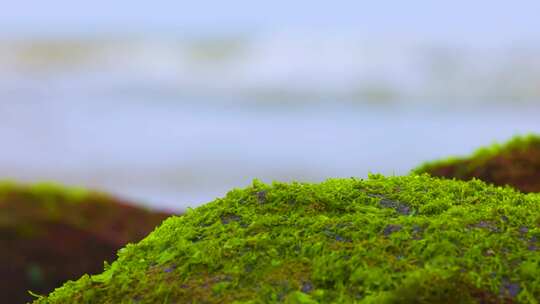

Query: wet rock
left=256, top=191, right=267, bottom=203
left=500, top=279, right=520, bottom=298
left=470, top=221, right=499, bottom=232
left=413, top=135, right=540, bottom=193
left=334, top=235, right=347, bottom=242
left=379, top=198, right=410, bottom=215
left=411, top=225, right=423, bottom=240
left=163, top=264, right=176, bottom=273
left=323, top=229, right=350, bottom=242
left=383, top=224, right=402, bottom=236
left=220, top=214, right=242, bottom=225
left=0, top=183, right=173, bottom=304
left=301, top=281, right=314, bottom=293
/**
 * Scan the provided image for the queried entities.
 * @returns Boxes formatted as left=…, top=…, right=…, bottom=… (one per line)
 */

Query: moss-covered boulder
left=0, top=182, right=172, bottom=303
left=414, top=134, right=540, bottom=193
left=35, top=175, right=540, bottom=303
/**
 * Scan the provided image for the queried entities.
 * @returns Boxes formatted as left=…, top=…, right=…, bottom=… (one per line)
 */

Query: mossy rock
left=0, top=182, right=172, bottom=303
left=413, top=134, right=540, bottom=193
left=35, top=175, right=540, bottom=303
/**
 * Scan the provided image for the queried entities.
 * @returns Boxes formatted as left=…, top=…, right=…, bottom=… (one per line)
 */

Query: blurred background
left=1, top=1, right=540, bottom=212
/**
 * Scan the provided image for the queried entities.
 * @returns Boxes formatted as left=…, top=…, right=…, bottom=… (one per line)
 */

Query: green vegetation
left=0, top=181, right=166, bottom=240
left=0, top=181, right=93, bottom=240
left=0, top=181, right=171, bottom=304
left=35, top=174, right=540, bottom=303
left=413, top=134, right=540, bottom=177
left=413, top=134, right=540, bottom=193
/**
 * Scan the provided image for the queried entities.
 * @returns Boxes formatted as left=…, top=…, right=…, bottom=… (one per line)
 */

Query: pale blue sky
left=2, top=1, right=540, bottom=45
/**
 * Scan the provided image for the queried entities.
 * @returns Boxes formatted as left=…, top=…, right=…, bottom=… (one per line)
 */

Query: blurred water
left=1, top=35, right=540, bottom=211
left=2, top=36, right=540, bottom=103
left=0, top=97, right=538, bottom=212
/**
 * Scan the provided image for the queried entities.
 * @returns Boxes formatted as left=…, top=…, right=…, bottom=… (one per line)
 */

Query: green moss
left=0, top=182, right=86, bottom=234
left=0, top=181, right=89, bottom=200
left=412, top=134, right=540, bottom=177
left=0, top=181, right=171, bottom=303
left=0, top=181, right=103, bottom=235
left=35, top=175, right=540, bottom=303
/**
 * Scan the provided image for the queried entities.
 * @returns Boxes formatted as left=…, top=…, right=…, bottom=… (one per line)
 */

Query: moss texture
left=35, top=175, right=540, bottom=303
left=413, top=134, right=540, bottom=193
left=0, top=182, right=171, bottom=303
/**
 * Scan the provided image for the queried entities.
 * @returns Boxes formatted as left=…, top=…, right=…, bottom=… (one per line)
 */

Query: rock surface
left=414, top=134, right=540, bottom=193
left=35, top=175, right=540, bottom=303
left=0, top=182, right=172, bottom=303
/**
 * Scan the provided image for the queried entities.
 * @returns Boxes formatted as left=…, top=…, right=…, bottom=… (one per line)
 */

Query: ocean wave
left=0, top=33, right=539, bottom=103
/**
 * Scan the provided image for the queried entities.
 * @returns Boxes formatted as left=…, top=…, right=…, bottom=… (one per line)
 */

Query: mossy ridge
left=0, top=181, right=171, bottom=303
left=0, top=181, right=89, bottom=203
left=35, top=174, right=540, bottom=303
left=412, top=134, right=540, bottom=193
left=0, top=181, right=164, bottom=239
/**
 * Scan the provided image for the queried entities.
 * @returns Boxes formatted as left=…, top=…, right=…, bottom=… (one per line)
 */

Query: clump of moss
left=413, top=134, right=540, bottom=193
left=0, top=182, right=172, bottom=303
left=36, top=175, right=540, bottom=303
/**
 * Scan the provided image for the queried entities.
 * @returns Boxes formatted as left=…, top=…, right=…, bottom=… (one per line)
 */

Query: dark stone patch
left=411, top=225, right=423, bottom=240
left=379, top=198, right=410, bottom=215
left=500, top=215, right=509, bottom=223
left=500, top=279, right=521, bottom=298
left=334, top=235, right=347, bottom=242
left=209, top=275, right=230, bottom=284
left=383, top=224, right=402, bottom=236
left=476, top=221, right=490, bottom=228
left=519, top=226, right=529, bottom=234
left=256, top=191, right=267, bottom=204
left=470, top=221, right=500, bottom=232
left=163, top=264, right=176, bottom=273
left=529, top=235, right=538, bottom=251
left=323, top=229, right=350, bottom=242
left=301, top=281, right=314, bottom=293
left=221, top=214, right=242, bottom=225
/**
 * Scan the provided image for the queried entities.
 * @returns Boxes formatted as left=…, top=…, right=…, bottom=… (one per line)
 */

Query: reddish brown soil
left=0, top=187, right=173, bottom=303
left=425, top=143, right=540, bottom=193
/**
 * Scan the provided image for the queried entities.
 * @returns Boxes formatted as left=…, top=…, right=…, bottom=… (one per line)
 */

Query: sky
left=2, top=1, right=540, bottom=46
left=1, top=1, right=540, bottom=209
